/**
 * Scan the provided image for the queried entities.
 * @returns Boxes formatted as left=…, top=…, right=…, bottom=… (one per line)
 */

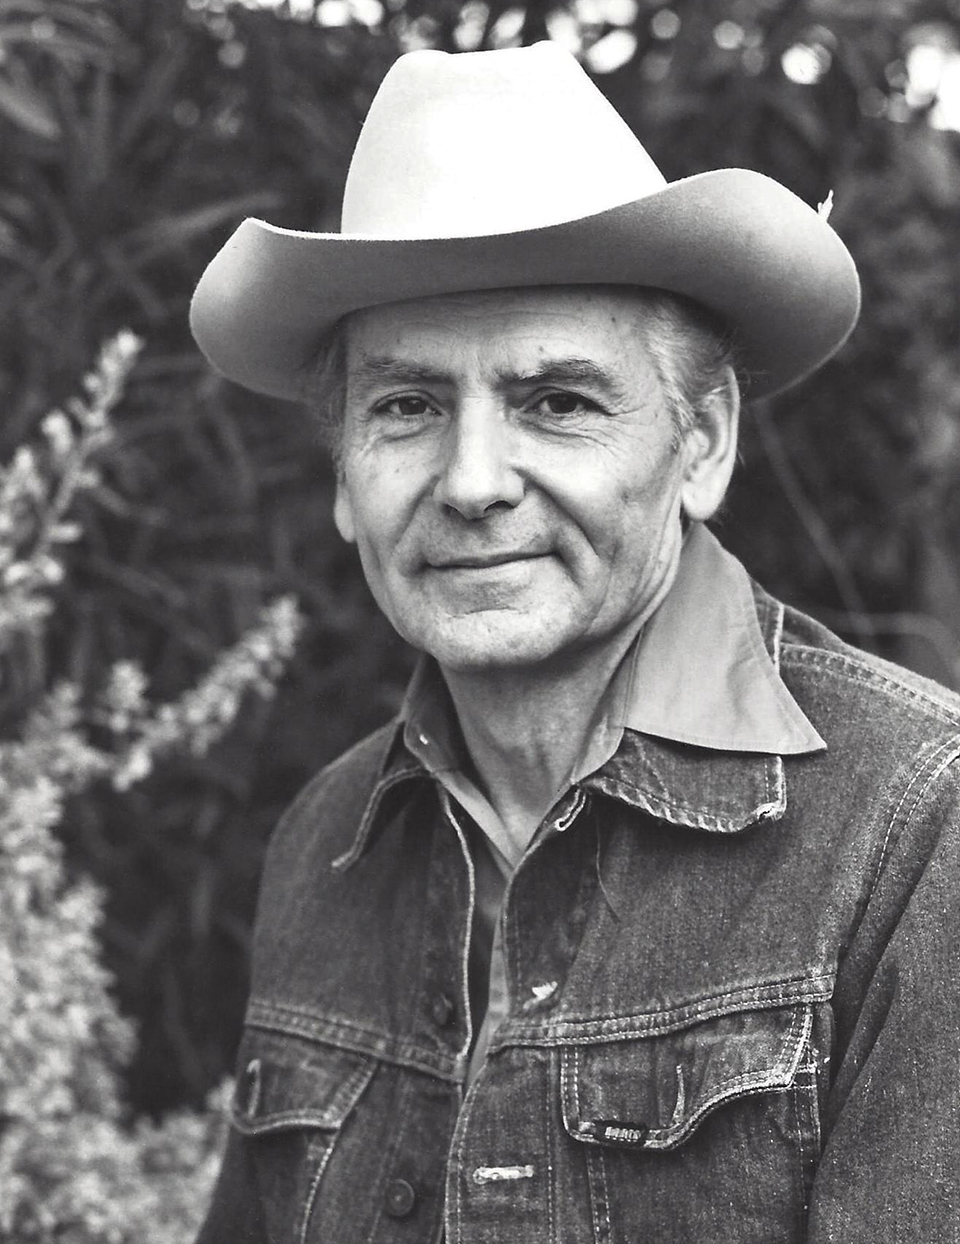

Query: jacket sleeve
left=194, top=1123, right=270, bottom=1244
left=807, top=742, right=960, bottom=1241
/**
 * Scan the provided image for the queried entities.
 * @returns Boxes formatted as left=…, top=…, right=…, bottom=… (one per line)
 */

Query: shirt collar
left=622, top=521, right=824, bottom=755
left=401, top=522, right=823, bottom=772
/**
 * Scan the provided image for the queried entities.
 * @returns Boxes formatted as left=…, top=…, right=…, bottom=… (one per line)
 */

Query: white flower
left=41, top=411, right=75, bottom=459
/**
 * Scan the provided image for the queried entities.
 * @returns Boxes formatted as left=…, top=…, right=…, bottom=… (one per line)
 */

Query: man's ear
left=679, top=366, right=740, bottom=523
left=333, top=477, right=356, bottom=544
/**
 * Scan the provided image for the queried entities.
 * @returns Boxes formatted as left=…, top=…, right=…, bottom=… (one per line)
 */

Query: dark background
left=3, top=0, right=959, bottom=1113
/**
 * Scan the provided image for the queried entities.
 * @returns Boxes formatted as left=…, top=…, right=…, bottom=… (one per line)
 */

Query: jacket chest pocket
left=230, top=1028, right=377, bottom=1244
left=560, top=1003, right=821, bottom=1244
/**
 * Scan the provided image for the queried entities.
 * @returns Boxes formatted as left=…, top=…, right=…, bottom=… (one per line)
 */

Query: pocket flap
left=230, top=1028, right=376, bottom=1137
left=562, top=1003, right=812, bottom=1152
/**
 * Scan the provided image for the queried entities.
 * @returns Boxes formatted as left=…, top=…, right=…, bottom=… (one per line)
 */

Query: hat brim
left=190, top=168, right=860, bottom=402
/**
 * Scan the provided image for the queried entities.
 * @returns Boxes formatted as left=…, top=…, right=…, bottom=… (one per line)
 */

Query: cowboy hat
left=190, top=41, right=860, bottom=401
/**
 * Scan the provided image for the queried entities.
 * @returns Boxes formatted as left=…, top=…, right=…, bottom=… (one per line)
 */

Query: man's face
left=334, top=287, right=726, bottom=674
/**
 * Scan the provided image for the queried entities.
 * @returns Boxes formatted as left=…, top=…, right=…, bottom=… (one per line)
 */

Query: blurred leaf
left=902, top=123, right=960, bottom=205
left=0, top=71, right=59, bottom=138
left=123, top=193, right=286, bottom=257
left=115, top=37, right=192, bottom=154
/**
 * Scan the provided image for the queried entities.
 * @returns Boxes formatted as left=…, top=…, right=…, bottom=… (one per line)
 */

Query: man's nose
left=432, top=403, right=524, bottom=519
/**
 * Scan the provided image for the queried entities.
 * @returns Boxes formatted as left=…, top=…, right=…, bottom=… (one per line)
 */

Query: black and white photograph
left=2, top=2, right=959, bottom=1240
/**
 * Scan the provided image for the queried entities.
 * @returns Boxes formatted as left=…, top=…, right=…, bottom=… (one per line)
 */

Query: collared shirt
left=401, top=522, right=824, bottom=1081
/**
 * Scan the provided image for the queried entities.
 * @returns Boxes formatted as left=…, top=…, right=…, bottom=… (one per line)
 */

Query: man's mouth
left=428, top=551, right=548, bottom=570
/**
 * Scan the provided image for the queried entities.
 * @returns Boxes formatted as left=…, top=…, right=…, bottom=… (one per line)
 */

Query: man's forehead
left=348, top=283, right=655, bottom=328
left=343, top=284, right=662, bottom=374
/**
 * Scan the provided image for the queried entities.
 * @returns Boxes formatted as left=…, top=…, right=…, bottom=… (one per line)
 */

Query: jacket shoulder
left=777, top=598, right=960, bottom=740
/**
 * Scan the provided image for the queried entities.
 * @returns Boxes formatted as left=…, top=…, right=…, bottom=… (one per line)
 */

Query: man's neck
left=441, top=629, right=641, bottom=844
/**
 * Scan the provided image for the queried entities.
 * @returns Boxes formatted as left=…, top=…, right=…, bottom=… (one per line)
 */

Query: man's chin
left=409, top=618, right=569, bottom=675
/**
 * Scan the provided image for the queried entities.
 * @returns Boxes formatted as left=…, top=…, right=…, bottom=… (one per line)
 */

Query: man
left=190, top=42, right=958, bottom=1244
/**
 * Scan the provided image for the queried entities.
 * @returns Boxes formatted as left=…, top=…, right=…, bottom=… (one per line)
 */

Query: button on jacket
left=197, top=539, right=960, bottom=1244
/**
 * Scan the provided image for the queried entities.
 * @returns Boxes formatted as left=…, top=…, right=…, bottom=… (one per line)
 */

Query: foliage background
left=3, top=0, right=960, bottom=1120
left=0, top=333, right=302, bottom=1240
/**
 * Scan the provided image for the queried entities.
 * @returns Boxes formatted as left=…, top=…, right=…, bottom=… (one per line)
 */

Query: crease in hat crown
left=189, top=40, right=861, bottom=404
left=340, top=41, right=668, bottom=239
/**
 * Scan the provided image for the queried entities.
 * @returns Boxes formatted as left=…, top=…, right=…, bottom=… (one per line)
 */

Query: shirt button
left=384, top=1177, right=417, bottom=1219
left=430, top=993, right=454, bottom=1027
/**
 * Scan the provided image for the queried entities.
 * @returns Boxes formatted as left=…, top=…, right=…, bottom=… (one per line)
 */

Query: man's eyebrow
left=351, top=353, right=624, bottom=391
left=502, top=357, right=638, bottom=408
left=500, top=357, right=618, bottom=390
left=350, top=353, right=455, bottom=388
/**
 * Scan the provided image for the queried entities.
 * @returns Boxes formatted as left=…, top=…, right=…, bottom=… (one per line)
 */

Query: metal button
left=384, top=1177, right=417, bottom=1219
left=430, top=993, right=454, bottom=1027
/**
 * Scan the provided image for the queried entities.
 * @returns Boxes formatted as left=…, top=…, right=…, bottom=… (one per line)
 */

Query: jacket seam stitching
left=780, top=647, right=960, bottom=727
left=452, top=1077, right=484, bottom=1244
left=586, top=770, right=778, bottom=832
left=564, top=1006, right=813, bottom=1150
left=499, top=974, right=832, bottom=1042
left=545, top=1049, right=557, bottom=1242
left=644, top=1006, right=811, bottom=1146
left=299, top=1138, right=332, bottom=1244
left=243, top=1007, right=463, bottom=1081
left=870, top=735, right=960, bottom=894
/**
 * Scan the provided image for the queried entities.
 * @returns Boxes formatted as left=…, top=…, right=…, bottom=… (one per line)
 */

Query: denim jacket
left=197, top=580, right=960, bottom=1244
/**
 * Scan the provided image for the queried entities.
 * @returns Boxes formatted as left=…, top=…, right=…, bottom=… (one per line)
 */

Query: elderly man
left=190, top=42, right=958, bottom=1244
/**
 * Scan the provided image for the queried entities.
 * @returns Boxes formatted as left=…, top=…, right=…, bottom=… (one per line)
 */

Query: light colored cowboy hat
left=190, top=41, right=860, bottom=401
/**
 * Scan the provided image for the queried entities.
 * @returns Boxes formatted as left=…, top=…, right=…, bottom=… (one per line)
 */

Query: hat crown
left=341, top=42, right=667, bottom=239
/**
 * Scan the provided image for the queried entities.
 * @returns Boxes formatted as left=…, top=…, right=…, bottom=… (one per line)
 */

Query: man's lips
left=426, top=551, right=549, bottom=569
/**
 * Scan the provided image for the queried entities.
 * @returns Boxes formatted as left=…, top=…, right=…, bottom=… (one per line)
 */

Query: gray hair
left=302, top=287, right=739, bottom=459
left=302, top=318, right=349, bottom=458
left=637, top=291, right=740, bottom=448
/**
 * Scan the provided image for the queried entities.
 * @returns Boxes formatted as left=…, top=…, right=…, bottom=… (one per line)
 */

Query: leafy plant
left=0, top=334, right=302, bottom=1241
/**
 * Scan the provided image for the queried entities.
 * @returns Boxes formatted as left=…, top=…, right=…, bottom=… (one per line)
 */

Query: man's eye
left=374, top=395, right=435, bottom=419
left=533, top=392, right=597, bottom=417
